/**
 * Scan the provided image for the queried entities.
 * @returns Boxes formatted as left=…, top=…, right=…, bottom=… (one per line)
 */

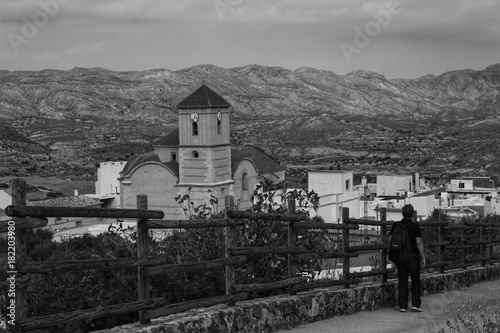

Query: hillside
left=0, top=122, right=50, bottom=176
left=1, top=64, right=499, bottom=120
left=1, top=63, right=500, bottom=185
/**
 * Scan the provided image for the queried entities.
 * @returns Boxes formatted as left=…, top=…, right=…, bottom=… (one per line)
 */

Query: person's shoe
left=400, top=308, right=407, bottom=312
left=411, top=307, right=423, bottom=312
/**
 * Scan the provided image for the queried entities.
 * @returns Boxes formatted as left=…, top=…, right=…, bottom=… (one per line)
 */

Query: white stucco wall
left=178, top=146, right=231, bottom=185
left=311, top=191, right=360, bottom=223
left=154, top=147, right=179, bottom=163
left=0, top=190, right=11, bottom=212
left=406, top=194, right=435, bottom=219
left=377, top=175, right=412, bottom=196
left=450, top=179, right=474, bottom=191
left=308, top=170, right=360, bottom=223
left=233, top=159, right=259, bottom=211
left=120, top=163, right=182, bottom=219
left=95, top=161, right=126, bottom=195
left=308, top=171, right=349, bottom=196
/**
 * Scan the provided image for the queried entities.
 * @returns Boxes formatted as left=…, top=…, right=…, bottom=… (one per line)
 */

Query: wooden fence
left=1, top=178, right=500, bottom=332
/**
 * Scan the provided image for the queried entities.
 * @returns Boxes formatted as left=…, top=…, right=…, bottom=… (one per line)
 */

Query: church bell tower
left=176, top=84, right=234, bottom=198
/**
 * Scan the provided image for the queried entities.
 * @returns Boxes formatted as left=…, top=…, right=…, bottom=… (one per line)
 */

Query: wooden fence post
left=438, top=212, right=445, bottom=274
left=342, top=207, right=351, bottom=288
left=287, top=199, right=297, bottom=295
left=224, top=195, right=236, bottom=305
left=137, top=194, right=150, bottom=324
left=8, top=179, right=28, bottom=332
left=379, top=207, right=388, bottom=283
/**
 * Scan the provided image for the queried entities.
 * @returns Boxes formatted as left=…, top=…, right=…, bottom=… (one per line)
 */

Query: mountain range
left=1, top=63, right=499, bottom=121
left=1, top=63, right=500, bottom=186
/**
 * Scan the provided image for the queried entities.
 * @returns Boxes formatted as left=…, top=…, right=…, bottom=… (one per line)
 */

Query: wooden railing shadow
left=1, top=178, right=500, bottom=332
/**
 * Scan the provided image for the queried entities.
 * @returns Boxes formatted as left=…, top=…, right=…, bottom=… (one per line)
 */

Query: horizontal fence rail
left=1, top=178, right=500, bottom=332
left=0, top=218, right=48, bottom=233
left=5, top=205, right=165, bottom=219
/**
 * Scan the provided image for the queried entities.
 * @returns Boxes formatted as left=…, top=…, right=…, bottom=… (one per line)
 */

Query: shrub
left=0, top=231, right=138, bottom=333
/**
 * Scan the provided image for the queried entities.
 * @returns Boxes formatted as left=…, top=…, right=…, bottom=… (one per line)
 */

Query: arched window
left=242, top=173, right=248, bottom=190
left=221, top=187, right=226, bottom=200
left=192, top=122, right=198, bottom=136
left=191, top=151, right=199, bottom=158
left=171, top=152, right=177, bottom=161
left=217, top=119, right=221, bottom=135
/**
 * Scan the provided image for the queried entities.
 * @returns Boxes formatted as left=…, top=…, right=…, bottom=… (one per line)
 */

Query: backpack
left=388, top=221, right=412, bottom=264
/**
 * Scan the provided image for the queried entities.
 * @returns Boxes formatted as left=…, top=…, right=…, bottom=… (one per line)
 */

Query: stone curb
left=97, top=265, right=500, bottom=333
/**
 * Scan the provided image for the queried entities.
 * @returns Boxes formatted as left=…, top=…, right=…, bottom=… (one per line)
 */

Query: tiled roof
left=177, top=85, right=231, bottom=109
left=121, top=152, right=179, bottom=178
left=163, top=161, right=179, bottom=177
left=231, top=146, right=286, bottom=175
left=154, top=128, right=179, bottom=146
left=121, top=152, right=161, bottom=176
left=28, top=195, right=101, bottom=207
left=122, top=146, right=282, bottom=179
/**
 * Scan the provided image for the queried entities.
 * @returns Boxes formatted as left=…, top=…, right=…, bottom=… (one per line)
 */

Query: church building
left=118, top=84, right=286, bottom=219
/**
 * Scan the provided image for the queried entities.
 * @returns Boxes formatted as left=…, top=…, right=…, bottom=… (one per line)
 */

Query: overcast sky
left=0, top=0, right=499, bottom=79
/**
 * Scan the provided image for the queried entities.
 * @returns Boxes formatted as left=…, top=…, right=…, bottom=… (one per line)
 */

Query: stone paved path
left=279, top=279, right=500, bottom=333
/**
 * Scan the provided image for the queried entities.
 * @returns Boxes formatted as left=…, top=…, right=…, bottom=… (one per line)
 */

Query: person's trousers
left=396, top=253, right=421, bottom=309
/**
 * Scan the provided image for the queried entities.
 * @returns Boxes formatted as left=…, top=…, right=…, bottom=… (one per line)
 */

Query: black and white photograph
left=1, top=1, right=500, bottom=332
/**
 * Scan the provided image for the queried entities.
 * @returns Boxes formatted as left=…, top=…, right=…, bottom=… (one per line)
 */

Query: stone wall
left=97, top=265, right=500, bottom=333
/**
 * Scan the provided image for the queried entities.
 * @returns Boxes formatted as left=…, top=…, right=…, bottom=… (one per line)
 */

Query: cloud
left=210, top=0, right=352, bottom=24
left=330, top=0, right=500, bottom=48
left=34, top=50, right=59, bottom=61
left=2, top=0, right=497, bottom=33
left=32, top=42, right=103, bottom=63
left=1, top=0, right=498, bottom=76
left=0, top=0, right=204, bottom=24
left=63, top=42, right=103, bottom=55
left=71, top=0, right=202, bottom=22
left=0, top=0, right=43, bottom=23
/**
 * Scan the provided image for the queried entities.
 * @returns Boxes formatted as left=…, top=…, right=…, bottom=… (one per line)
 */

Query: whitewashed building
left=308, top=170, right=360, bottom=223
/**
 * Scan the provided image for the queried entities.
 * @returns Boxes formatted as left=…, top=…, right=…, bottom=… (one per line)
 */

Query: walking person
left=389, top=204, right=426, bottom=312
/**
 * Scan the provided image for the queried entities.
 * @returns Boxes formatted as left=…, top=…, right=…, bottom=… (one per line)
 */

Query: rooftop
left=308, top=169, right=351, bottom=174
left=231, top=146, right=286, bottom=174
left=177, top=84, right=231, bottom=109
left=28, top=195, right=101, bottom=207
left=121, top=152, right=179, bottom=178
left=154, top=128, right=179, bottom=147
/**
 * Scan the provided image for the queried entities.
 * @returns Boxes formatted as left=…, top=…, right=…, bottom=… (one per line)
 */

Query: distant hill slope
left=0, top=122, right=47, bottom=151
left=1, top=63, right=499, bottom=121
left=1, top=63, right=500, bottom=183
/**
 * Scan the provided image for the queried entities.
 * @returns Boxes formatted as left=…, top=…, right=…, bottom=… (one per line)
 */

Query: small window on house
left=171, top=152, right=177, bottom=161
left=192, top=122, right=198, bottom=136
left=242, top=173, right=248, bottom=190
left=459, top=182, right=465, bottom=189
left=221, top=187, right=226, bottom=200
left=191, top=151, right=199, bottom=158
left=345, top=179, right=350, bottom=191
left=217, top=119, right=221, bottom=135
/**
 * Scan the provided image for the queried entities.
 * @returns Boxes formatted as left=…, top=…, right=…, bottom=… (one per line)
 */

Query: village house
left=27, top=194, right=108, bottom=241
left=85, top=161, right=126, bottom=208
left=439, top=177, right=499, bottom=219
left=118, top=84, right=286, bottom=218
left=307, top=169, right=360, bottom=223
left=0, top=188, right=11, bottom=218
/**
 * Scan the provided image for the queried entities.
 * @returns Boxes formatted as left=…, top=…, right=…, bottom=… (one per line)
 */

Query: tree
left=235, top=180, right=334, bottom=291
